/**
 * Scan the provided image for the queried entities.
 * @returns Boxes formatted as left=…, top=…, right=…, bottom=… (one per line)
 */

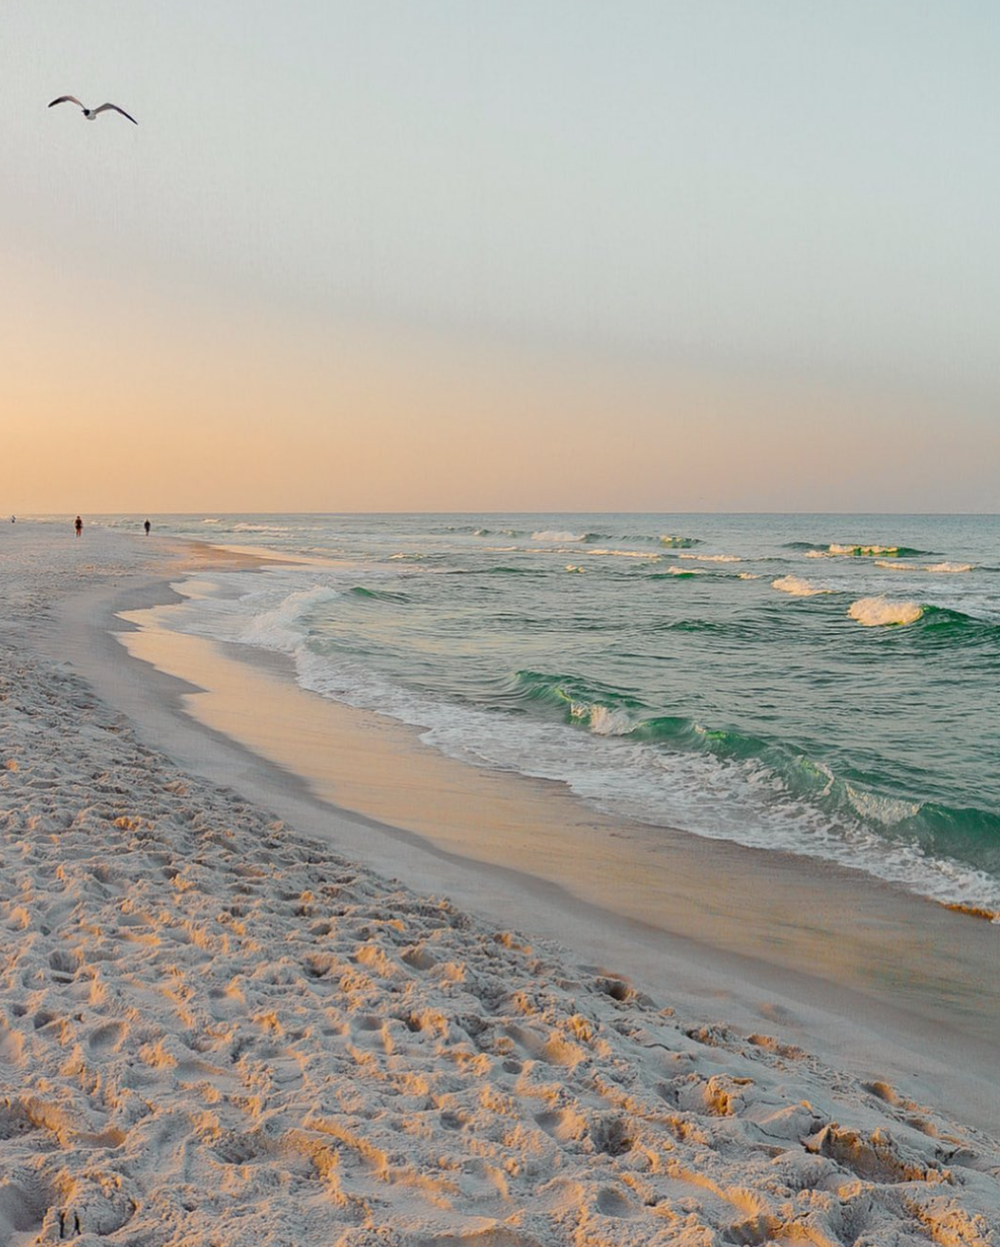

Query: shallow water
left=84, top=512, right=1000, bottom=914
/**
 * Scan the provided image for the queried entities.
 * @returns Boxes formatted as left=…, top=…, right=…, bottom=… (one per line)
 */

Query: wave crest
left=772, top=576, right=830, bottom=596
left=788, top=540, right=930, bottom=558
left=848, top=597, right=923, bottom=626
left=240, top=585, right=342, bottom=650
left=876, top=560, right=974, bottom=574
left=532, top=530, right=587, bottom=542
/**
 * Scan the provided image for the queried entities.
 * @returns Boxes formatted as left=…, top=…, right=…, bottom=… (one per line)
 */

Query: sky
left=2, top=1, right=998, bottom=513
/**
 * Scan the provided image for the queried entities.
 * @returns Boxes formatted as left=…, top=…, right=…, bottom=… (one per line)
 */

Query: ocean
left=93, top=512, right=1000, bottom=917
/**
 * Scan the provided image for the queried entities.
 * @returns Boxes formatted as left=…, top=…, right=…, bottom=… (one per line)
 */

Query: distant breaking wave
left=587, top=548, right=662, bottom=559
left=659, top=535, right=701, bottom=548
left=830, top=543, right=907, bottom=557
left=876, top=560, right=974, bottom=573
left=786, top=540, right=930, bottom=559
left=772, top=576, right=831, bottom=597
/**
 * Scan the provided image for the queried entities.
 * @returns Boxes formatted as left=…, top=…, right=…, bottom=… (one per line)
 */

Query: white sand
left=1, top=523, right=998, bottom=1245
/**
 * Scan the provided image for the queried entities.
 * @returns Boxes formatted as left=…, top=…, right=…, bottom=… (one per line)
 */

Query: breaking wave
left=876, top=560, right=974, bottom=574
left=493, top=668, right=1000, bottom=898
left=787, top=541, right=930, bottom=559
left=772, top=576, right=831, bottom=596
left=532, top=530, right=590, bottom=543
left=848, top=597, right=923, bottom=627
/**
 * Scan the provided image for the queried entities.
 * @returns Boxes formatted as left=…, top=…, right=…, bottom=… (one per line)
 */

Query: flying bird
left=48, top=96, right=137, bottom=125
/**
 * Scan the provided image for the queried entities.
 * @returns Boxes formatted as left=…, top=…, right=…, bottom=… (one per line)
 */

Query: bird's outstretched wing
left=48, top=95, right=84, bottom=109
left=92, top=102, right=138, bottom=124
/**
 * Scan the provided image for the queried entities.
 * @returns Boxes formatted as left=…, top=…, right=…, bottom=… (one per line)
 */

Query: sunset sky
left=2, top=2, right=998, bottom=513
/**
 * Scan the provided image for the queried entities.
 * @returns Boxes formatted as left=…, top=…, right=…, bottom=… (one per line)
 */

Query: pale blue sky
left=2, top=3, right=998, bottom=511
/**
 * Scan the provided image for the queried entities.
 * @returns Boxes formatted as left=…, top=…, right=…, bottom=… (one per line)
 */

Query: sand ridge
left=0, top=525, right=998, bottom=1244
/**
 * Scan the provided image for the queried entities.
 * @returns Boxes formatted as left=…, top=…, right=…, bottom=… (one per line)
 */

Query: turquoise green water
left=95, top=513, right=1000, bottom=914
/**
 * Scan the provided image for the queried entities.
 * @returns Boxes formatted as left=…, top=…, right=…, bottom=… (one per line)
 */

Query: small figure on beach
left=10, top=516, right=14, bottom=523
left=74, top=515, right=82, bottom=538
left=144, top=519, right=151, bottom=536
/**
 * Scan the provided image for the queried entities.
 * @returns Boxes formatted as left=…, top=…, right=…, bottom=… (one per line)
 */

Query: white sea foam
left=845, top=784, right=922, bottom=826
left=173, top=579, right=345, bottom=653
left=201, top=518, right=221, bottom=525
left=571, top=703, right=633, bottom=735
left=667, top=566, right=703, bottom=575
left=680, top=553, right=741, bottom=563
left=848, top=597, right=923, bottom=626
left=829, top=543, right=900, bottom=557
left=771, top=576, right=829, bottom=596
left=532, top=530, right=586, bottom=542
left=565, top=564, right=585, bottom=573
left=586, top=548, right=657, bottom=559
left=876, top=560, right=973, bottom=573
left=738, top=572, right=761, bottom=580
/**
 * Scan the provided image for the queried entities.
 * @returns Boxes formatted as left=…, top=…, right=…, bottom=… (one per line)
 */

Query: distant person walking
left=144, top=519, right=151, bottom=536
left=74, top=515, right=82, bottom=538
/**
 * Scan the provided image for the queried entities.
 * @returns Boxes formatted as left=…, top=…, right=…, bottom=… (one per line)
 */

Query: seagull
left=48, top=96, right=137, bottom=125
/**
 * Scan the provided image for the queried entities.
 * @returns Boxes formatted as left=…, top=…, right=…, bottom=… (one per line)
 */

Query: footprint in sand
left=534, top=1106, right=588, bottom=1145
left=0, top=1178, right=52, bottom=1243
left=0, top=1020, right=25, bottom=1065
left=48, top=948, right=81, bottom=979
left=595, top=1185, right=635, bottom=1218
left=87, top=1020, right=127, bottom=1053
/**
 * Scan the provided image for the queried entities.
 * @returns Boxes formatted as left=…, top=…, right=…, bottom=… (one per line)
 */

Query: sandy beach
left=2, top=523, right=998, bottom=1245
